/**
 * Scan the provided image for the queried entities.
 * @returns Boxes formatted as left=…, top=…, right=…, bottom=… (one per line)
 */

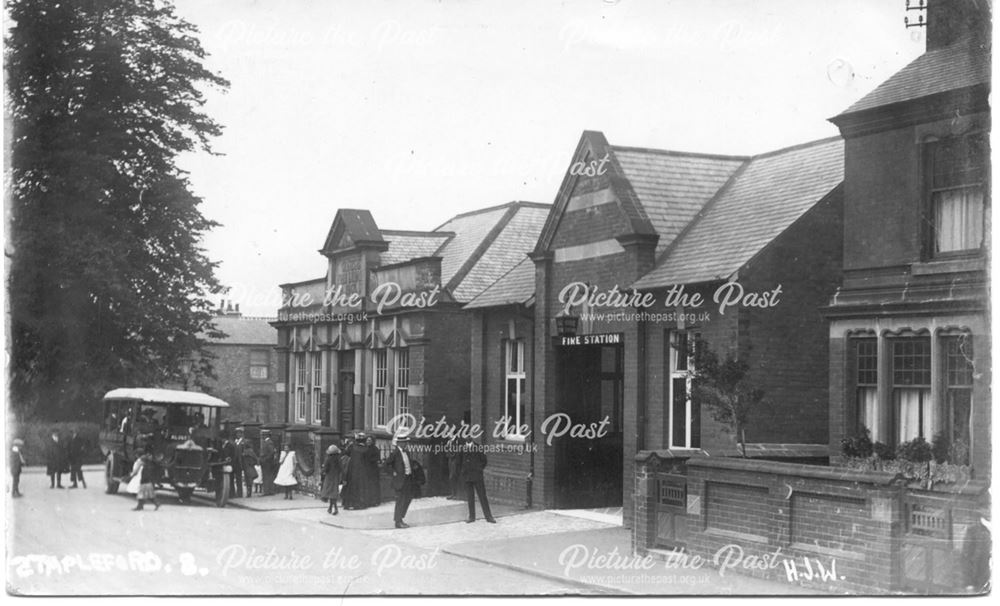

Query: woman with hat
left=319, top=444, right=343, bottom=515
left=341, top=432, right=368, bottom=510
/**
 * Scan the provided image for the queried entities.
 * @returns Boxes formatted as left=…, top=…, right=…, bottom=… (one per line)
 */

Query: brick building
left=272, top=202, right=550, bottom=441
left=825, top=0, right=990, bottom=475
left=468, top=130, right=845, bottom=522
left=194, top=302, right=281, bottom=423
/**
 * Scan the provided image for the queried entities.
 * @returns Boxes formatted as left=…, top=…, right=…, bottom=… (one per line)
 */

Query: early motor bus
left=100, top=388, right=233, bottom=506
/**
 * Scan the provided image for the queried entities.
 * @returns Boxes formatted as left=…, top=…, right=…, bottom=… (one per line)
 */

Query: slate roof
left=209, top=315, right=277, bottom=345
left=464, top=257, right=536, bottom=309
left=633, top=137, right=843, bottom=289
left=612, top=148, right=746, bottom=254
left=380, top=231, right=452, bottom=266
left=433, top=205, right=513, bottom=285
left=450, top=204, right=550, bottom=302
left=840, top=38, right=990, bottom=115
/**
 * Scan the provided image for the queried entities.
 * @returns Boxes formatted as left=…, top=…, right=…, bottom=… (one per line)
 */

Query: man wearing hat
left=385, top=434, right=415, bottom=528
left=10, top=439, right=26, bottom=497
left=259, top=430, right=277, bottom=496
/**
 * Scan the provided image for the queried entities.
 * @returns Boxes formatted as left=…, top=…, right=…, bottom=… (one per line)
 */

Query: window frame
left=502, top=339, right=527, bottom=440
left=249, top=349, right=270, bottom=381
left=924, top=132, right=988, bottom=260
left=394, top=347, right=410, bottom=422
left=372, top=349, right=389, bottom=428
left=667, top=330, right=699, bottom=449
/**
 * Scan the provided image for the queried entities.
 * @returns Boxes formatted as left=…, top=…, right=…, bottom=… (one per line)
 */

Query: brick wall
left=633, top=456, right=990, bottom=594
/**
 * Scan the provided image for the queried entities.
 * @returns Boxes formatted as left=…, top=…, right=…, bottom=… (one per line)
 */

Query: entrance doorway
left=554, top=341, right=624, bottom=509
left=338, top=351, right=356, bottom=431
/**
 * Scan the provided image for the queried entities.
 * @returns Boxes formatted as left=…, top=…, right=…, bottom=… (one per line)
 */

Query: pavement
left=10, top=466, right=821, bottom=595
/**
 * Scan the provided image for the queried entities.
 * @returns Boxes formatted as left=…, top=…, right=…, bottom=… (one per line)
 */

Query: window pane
left=601, top=345, right=618, bottom=373
left=671, top=377, right=687, bottom=446
left=673, top=332, right=688, bottom=371
left=948, top=389, right=972, bottom=465
left=892, top=339, right=931, bottom=386
left=945, top=335, right=974, bottom=386
left=855, top=339, right=877, bottom=385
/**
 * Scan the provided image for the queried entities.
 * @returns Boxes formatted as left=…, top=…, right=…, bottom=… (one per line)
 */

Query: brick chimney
left=926, top=0, right=990, bottom=50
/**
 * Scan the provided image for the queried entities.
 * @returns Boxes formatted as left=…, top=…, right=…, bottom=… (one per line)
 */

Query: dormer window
left=927, top=133, right=987, bottom=257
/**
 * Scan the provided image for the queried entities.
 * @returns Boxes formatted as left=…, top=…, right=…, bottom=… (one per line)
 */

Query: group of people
left=315, top=432, right=494, bottom=530
left=217, top=427, right=296, bottom=499
left=42, top=429, right=88, bottom=491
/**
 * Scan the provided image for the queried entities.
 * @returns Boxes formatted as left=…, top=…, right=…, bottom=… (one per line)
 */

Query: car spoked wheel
left=215, top=470, right=230, bottom=508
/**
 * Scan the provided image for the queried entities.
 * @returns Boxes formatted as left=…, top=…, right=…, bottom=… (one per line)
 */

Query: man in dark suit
left=232, top=427, right=247, bottom=498
left=260, top=430, right=277, bottom=496
left=460, top=439, right=496, bottom=523
left=45, top=430, right=65, bottom=489
left=68, top=428, right=87, bottom=489
left=385, top=436, right=415, bottom=528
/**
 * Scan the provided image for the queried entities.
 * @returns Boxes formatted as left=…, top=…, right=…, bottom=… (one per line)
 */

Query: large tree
left=6, top=0, right=229, bottom=420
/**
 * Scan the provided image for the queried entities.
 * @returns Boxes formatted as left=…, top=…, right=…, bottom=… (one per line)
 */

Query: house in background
left=167, top=300, right=281, bottom=423
left=468, top=130, right=844, bottom=525
left=272, top=202, right=550, bottom=440
left=826, top=0, right=990, bottom=475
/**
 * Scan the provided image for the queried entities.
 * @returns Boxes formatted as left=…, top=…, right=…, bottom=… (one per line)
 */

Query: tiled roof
left=433, top=205, right=512, bottom=285
left=379, top=231, right=452, bottom=266
left=613, top=148, right=746, bottom=254
left=208, top=316, right=277, bottom=345
left=464, top=257, right=536, bottom=309
left=840, top=38, right=990, bottom=115
left=633, top=137, right=844, bottom=289
left=451, top=204, right=550, bottom=302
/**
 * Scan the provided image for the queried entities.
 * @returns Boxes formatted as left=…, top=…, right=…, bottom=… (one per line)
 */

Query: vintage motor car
left=99, top=388, right=234, bottom=507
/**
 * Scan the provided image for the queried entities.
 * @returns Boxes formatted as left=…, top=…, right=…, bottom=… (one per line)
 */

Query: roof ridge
left=610, top=145, right=750, bottom=162
left=380, top=229, right=452, bottom=238
left=432, top=200, right=538, bottom=231
left=747, top=135, right=843, bottom=160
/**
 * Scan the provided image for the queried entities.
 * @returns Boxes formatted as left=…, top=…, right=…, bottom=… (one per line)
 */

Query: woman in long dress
left=319, top=445, right=342, bottom=515
left=342, top=435, right=367, bottom=510
left=362, top=436, right=382, bottom=507
left=274, top=443, right=300, bottom=500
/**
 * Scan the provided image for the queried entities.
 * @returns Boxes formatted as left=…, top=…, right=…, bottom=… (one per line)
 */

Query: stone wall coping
left=686, top=456, right=901, bottom=485
left=636, top=443, right=829, bottom=464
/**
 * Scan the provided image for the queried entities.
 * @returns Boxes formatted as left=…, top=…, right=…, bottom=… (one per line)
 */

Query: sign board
left=557, top=332, right=623, bottom=347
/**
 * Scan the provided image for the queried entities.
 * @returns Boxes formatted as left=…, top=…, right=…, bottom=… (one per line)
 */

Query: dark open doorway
left=553, top=341, right=624, bottom=509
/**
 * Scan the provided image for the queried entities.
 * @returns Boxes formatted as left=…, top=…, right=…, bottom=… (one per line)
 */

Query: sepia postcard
left=4, top=0, right=992, bottom=597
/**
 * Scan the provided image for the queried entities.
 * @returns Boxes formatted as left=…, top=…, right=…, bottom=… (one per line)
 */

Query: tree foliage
left=689, top=341, right=766, bottom=457
left=6, top=0, right=229, bottom=420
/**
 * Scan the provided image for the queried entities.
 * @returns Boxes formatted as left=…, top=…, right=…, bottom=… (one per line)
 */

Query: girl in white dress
left=274, top=444, right=300, bottom=499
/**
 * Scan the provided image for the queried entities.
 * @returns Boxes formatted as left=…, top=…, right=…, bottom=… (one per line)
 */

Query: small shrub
left=841, top=429, right=874, bottom=458
left=897, top=437, right=933, bottom=463
left=873, top=441, right=895, bottom=461
left=931, top=432, right=950, bottom=464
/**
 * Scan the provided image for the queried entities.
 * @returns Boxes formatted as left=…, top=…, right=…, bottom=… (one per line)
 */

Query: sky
left=171, top=0, right=928, bottom=316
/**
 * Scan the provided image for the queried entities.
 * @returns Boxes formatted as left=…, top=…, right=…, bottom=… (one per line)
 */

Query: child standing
left=274, top=443, right=301, bottom=500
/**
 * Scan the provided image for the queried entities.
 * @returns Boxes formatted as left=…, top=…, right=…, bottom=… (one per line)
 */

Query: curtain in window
left=857, top=387, right=878, bottom=439
left=935, top=188, right=984, bottom=253
left=896, top=388, right=932, bottom=442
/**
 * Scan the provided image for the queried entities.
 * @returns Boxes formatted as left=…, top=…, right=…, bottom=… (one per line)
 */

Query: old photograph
left=4, top=0, right=992, bottom=597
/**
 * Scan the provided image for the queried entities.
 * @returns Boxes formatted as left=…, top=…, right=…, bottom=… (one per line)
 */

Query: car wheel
left=215, top=472, right=230, bottom=508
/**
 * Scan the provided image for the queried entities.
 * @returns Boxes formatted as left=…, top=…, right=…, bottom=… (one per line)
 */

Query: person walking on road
left=67, top=428, right=87, bottom=489
left=45, top=430, right=65, bottom=489
left=10, top=439, right=26, bottom=498
left=319, top=445, right=342, bottom=515
left=460, top=439, right=496, bottom=524
left=132, top=450, right=160, bottom=511
left=274, top=443, right=302, bottom=500
left=385, top=435, right=415, bottom=528
left=260, top=430, right=278, bottom=496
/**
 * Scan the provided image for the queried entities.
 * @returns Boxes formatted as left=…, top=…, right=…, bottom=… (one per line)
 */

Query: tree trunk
left=739, top=426, right=748, bottom=458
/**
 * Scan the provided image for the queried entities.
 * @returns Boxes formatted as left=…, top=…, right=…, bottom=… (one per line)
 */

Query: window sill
left=912, top=256, right=986, bottom=275
left=500, top=434, right=527, bottom=443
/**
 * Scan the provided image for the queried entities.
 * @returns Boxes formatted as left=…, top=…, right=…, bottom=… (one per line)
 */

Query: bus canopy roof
left=103, top=388, right=230, bottom=408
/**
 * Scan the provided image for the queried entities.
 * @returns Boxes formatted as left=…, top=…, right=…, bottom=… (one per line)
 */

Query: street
left=6, top=467, right=576, bottom=595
